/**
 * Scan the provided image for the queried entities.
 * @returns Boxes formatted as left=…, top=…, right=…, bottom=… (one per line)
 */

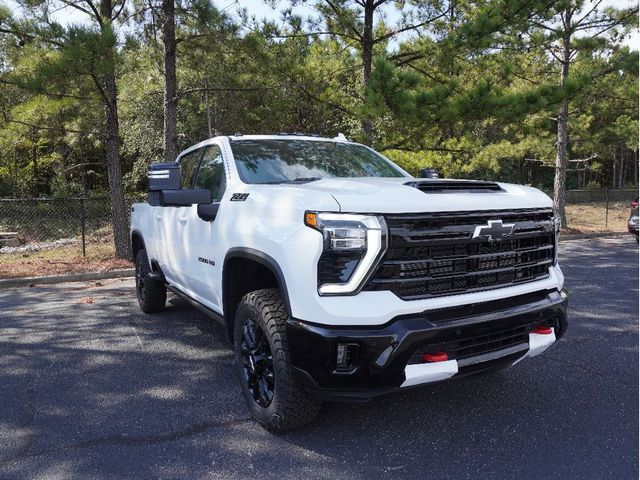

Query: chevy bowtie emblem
left=472, top=220, right=515, bottom=242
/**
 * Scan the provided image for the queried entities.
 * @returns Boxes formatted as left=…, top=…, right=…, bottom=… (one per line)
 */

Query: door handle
left=178, top=217, right=188, bottom=225
left=155, top=215, right=162, bottom=221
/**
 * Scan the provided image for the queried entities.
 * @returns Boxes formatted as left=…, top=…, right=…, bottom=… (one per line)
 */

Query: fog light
left=336, top=343, right=359, bottom=371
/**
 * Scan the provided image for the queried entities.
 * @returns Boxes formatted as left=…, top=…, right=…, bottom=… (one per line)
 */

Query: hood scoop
left=405, top=180, right=503, bottom=193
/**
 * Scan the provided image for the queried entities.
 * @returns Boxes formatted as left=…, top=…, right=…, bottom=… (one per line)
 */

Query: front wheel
left=234, top=289, right=320, bottom=432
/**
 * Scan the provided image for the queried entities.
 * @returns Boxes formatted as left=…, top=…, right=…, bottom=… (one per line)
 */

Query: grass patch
left=0, top=240, right=132, bottom=279
left=564, top=201, right=631, bottom=234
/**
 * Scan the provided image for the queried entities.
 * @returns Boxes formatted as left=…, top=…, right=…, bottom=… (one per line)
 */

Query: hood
left=299, top=177, right=552, bottom=213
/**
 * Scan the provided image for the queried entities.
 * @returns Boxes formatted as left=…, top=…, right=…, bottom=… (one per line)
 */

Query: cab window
left=178, top=149, right=203, bottom=189
left=194, top=145, right=226, bottom=200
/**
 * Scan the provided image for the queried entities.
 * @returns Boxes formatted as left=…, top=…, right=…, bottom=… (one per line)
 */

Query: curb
left=0, top=269, right=134, bottom=289
left=560, top=232, right=630, bottom=241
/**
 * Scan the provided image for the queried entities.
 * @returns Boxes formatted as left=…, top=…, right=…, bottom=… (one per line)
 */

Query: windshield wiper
left=256, top=177, right=323, bottom=185
left=283, top=177, right=323, bottom=184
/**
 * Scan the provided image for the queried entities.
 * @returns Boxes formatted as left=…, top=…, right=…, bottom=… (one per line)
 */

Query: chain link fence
left=0, top=196, right=145, bottom=279
left=0, top=189, right=636, bottom=279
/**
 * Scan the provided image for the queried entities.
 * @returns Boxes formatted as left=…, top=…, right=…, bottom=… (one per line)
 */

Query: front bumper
left=628, top=218, right=638, bottom=236
left=287, top=288, right=568, bottom=402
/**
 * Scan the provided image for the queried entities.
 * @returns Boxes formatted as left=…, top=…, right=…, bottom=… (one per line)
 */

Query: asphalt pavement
left=0, top=237, right=637, bottom=480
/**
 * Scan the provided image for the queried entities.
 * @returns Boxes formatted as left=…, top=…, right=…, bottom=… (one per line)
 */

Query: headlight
left=305, top=212, right=387, bottom=295
left=553, top=216, right=561, bottom=265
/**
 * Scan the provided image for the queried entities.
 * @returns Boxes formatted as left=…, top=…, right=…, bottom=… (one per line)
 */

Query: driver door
left=180, top=144, right=227, bottom=311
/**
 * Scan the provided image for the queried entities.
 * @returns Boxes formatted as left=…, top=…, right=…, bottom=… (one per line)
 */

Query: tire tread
left=235, top=288, right=320, bottom=432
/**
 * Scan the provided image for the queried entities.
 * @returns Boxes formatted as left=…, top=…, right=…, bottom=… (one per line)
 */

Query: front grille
left=408, top=322, right=546, bottom=364
left=365, top=209, right=555, bottom=299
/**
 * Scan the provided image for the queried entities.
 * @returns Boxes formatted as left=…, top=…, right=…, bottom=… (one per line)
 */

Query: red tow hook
left=421, top=352, right=448, bottom=363
left=532, top=326, right=553, bottom=335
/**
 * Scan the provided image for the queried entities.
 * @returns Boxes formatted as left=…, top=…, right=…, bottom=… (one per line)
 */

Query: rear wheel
left=234, top=288, right=320, bottom=432
left=135, top=249, right=166, bottom=313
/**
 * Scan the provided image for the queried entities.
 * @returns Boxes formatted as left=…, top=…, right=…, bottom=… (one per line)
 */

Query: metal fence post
left=605, top=190, right=609, bottom=229
left=80, top=197, right=86, bottom=258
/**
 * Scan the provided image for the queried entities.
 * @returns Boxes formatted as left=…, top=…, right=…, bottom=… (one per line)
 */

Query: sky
left=4, top=0, right=639, bottom=49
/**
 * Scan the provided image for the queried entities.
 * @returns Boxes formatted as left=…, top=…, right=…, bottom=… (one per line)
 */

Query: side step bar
left=166, top=284, right=226, bottom=327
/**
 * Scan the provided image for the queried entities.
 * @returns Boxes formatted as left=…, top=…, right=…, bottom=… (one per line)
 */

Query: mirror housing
left=147, top=162, right=212, bottom=207
left=197, top=203, right=220, bottom=222
left=157, top=189, right=212, bottom=207
left=148, top=162, right=181, bottom=191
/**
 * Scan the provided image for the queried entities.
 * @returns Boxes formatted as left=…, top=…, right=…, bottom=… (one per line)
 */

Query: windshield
left=230, top=139, right=405, bottom=184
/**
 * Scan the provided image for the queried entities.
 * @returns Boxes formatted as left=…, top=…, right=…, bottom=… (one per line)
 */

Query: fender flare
left=222, top=247, right=292, bottom=316
left=130, top=229, right=146, bottom=261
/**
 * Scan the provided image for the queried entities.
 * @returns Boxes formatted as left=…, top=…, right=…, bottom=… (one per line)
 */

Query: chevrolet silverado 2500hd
left=130, top=134, right=568, bottom=432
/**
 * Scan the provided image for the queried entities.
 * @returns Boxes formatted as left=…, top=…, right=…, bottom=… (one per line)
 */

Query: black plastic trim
left=197, top=202, right=220, bottom=222
left=130, top=229, right=145, bottom=262
left=223, top=247, right=292, bottom=316
left=286, top=288, right=568, bottom=402
left=405, top=180, right=503, bottom=193
left=166, top=284, right=225, bottom=326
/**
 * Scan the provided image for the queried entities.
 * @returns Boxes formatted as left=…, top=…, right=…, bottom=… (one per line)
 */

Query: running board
left=166, top=285, right=226, bottom=327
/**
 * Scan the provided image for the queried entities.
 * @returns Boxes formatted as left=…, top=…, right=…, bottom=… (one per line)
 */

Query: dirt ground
left=0, top=241, right=132, bottom=279
left=563, top=201, right=632, bottom=234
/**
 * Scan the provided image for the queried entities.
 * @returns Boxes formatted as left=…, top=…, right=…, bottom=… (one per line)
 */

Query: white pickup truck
left=130, top=134, right=568, bottom=432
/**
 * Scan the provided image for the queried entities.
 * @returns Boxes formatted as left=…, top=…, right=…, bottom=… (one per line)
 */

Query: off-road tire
left=234, top=288, right=321, bottom=432
left=135, top=249, right=166, bottom=313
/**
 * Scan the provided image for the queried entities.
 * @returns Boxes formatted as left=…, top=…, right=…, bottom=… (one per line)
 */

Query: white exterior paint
left=401, top=360, right=459, bottom=387
left=132, top=135, right=565, bottom=330
left=513, top=329, right=557, bottom=366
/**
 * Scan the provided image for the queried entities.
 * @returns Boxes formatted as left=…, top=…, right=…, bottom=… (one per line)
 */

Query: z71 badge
left=230, top=193, right=249, bottom=201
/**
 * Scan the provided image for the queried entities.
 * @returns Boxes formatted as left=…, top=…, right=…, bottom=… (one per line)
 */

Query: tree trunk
left=101, top=0, right=130, bottom=259
left=612, top=146, right=617, bottom=188
left=360, top=0, right=374, bottom=145
left=32, top=145, right=38, bottom=196
left=553, top=10, right=572, bottom=229
left=619, top=145, right=625, bottom=188
left=205, top=91, right=213, bottom=138
left=162, top=0, right=178, bottom=162
left=554, top=98, right=569, bottom=227
left=104, top=77, right=129, bottom=259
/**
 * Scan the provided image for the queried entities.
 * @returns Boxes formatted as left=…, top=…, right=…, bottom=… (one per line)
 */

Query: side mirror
left=160, top=189, right=212, bottom=207
left=197, top=203, right=220, bottom=222
left=148, top=162, right=181, bottom=190
left=147, top=162, right=212, bottom=207
left=419, top=168, right=439, bottom=179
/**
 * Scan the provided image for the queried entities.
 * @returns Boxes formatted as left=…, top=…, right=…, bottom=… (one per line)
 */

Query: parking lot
left=0, top=236, right=637, bottom=479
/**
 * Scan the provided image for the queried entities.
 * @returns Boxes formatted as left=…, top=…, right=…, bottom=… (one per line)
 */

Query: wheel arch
left=222, top=248, right=292, bottom=343
left=131, top=229, right=146, bottom=262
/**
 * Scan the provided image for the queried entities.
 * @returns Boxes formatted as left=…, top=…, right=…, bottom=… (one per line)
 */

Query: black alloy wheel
left=136, top=265, right=146, bottom=304
left=240, top=317, right=275, bottom=407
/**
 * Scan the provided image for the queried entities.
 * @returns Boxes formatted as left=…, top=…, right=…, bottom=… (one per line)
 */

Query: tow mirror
left=148, top=162, right=181, bottom=191
left=148, top=162, right=212, bottom=206
left=160, top=189, right=212, bottom=207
